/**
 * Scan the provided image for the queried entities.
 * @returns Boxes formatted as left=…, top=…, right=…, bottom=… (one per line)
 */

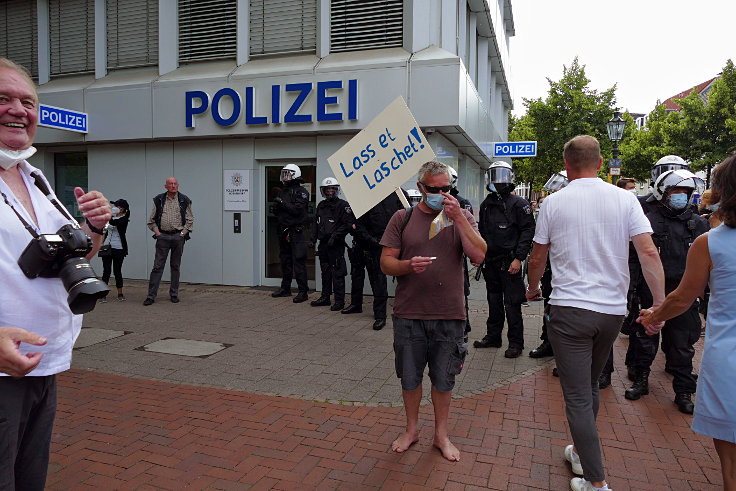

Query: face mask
left=494, top=183, right=514, bottom=195
left=630, top=188, right=638, bottom=195
left=709, top=203, right=719, bottom=212
left=487, top=182, right=497, bottom=193
left=111, top=206, right=120, bottom=215
left=424, top=193, right=445, bottom=211
left=668, top=193, right=689, bottom=210
left=0, top=146, right=37, bottom=170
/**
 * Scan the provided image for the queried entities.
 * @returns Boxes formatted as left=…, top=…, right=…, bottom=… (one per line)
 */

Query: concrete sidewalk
left=45, top=281, right=721, bottom=489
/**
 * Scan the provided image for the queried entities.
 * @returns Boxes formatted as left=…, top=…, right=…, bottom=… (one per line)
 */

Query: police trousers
left=279, top=227, right=308, bottom=293
left=348, top=243, right=388, bottom=319
left=483, top=259, right=526, bottom=348
left=317, top=242, right=347, bottom=303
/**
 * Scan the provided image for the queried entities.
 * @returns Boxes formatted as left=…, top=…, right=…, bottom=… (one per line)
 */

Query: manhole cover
left=137, top=338, right=230, bottom=358
left=75, top=328, right=128, bottom=349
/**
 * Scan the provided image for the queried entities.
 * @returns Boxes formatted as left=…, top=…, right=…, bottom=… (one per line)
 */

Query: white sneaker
left=570, top=477, right=611, bottom=491
left=565, top=445, right=584, bottom=475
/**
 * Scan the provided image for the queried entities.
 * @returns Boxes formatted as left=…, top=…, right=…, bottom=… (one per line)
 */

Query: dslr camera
left=18, top=223, right=109, bottom=314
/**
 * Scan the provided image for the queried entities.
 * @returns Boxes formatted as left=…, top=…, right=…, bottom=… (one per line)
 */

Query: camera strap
left=0, top=170, right=79, bottom=239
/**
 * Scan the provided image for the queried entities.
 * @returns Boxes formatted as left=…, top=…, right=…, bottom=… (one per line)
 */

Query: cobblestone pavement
left=44, top=280, right=720, bottom=489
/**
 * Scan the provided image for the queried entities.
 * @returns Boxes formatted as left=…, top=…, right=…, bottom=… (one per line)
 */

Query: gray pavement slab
left=75, top=278, right=552, bottom=406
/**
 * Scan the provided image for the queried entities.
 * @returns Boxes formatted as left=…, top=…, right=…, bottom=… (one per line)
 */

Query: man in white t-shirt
left=0, top=57, right=111, bottom=490
left=526, top=135, right=665, bottom=491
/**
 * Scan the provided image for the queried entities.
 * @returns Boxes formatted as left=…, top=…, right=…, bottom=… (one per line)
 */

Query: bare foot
left=433, top=437, right=460, bottom=461
left=391, top=431, right=419, bottom=453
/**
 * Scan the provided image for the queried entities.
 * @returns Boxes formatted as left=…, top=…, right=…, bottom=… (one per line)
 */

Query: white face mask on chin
left=0, top=146, right=37, bottom=170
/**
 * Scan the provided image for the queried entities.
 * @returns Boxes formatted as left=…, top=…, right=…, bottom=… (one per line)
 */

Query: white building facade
left=2, top=0, right=515, bottom=289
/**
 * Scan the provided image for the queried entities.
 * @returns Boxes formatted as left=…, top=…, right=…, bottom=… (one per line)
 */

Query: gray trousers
left=0, top=375, right=57, bottom=491
left=147, top=233, right=185, bottom=300
left=547, top=305, right=623, bottom=482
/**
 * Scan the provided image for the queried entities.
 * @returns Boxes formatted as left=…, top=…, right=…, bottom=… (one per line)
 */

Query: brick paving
left=45, top=281, right=722, bottom=490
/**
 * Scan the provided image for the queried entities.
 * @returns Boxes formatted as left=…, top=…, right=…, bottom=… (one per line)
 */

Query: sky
left=508, top=0, right=735, bottom=117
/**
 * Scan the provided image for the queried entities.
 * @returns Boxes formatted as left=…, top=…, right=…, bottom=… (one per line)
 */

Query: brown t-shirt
left=380, top=207, right=478, bottom=320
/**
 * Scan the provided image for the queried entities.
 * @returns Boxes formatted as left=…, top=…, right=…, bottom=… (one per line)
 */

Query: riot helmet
left=319, top=177, right=340, bottom=199
left=543, top=170, right=569, bottom=193
left=651, top=155, right=689, bottom=184
left=649, top=169, right=704, bottom=211
left=485, top=161, right=515, bottom=194
left=406, top=188, right=422, bottom=206
left=280, top=163, right=301, bottom=183
left=447, top=166, right=459, bottom=189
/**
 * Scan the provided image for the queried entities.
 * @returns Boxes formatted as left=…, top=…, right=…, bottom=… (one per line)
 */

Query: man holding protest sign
left=380, top=161, right=486, bottom=461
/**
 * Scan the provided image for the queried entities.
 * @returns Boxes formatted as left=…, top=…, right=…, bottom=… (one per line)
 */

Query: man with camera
left=0, top=58, right=111, bottom=490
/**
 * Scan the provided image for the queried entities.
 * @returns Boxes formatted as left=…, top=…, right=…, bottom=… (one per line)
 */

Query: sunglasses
left=421, top=184, right=451, bottom=193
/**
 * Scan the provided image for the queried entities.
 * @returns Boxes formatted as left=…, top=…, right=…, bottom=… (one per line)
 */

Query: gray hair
left=417, top=160, right=449, bottom=183
left=0, top=58, right=38, bottom=101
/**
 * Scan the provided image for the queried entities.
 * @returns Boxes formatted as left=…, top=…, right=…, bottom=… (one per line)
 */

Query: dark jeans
left=317, top=243, right=346, bottom=303
left=101, top=248, right=125, bottom=289
left=0, top=375, right=57, bottom=491
left=483, top=260, right=526, bottom=348
left=348, top=243, right=388, bottom=319
left=627, top=301, right=701, bottom=394
left=547, top=305, right=624, bottom=483
left=147, top=233, right=185, bottom=300
left=278, top=227, right=308, bottom=293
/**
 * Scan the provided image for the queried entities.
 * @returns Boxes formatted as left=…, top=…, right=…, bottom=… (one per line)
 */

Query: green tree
left=509, top=58, right=617, bottom=190
left=619, top=105, right=680, bottom=182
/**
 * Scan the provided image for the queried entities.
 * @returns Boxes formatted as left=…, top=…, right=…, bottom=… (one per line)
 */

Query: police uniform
left=311, top=197, right=353, bottom=308
left=450, top=188, right=474, bottom=335
left=345, top=193, right=403, bottom=321
left=477, top=192, right=535, bottom=351
left=626, top=201, right=709, bottom=400
left=274, top=181, right=310, bottom=295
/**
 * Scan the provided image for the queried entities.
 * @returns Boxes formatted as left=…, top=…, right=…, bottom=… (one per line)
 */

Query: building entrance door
left=262, top=162, right=316, bottom=288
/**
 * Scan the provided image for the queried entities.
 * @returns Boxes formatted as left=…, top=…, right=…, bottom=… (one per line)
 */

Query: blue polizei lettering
left=211, top=88, right=241, bottom=126
left=185, top=91, right=209, bottom=128
left=316, top=80, right=342, bottom=121
left=245, top=87, right=267, bottom=125
left=348, top=79, right=358, bottom=120
left=284, top=83, right=313, bottom=123
left=271, top=85, right=280, bottom=124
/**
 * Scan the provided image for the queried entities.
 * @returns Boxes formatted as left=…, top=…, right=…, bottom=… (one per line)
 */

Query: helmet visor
left=488, top=166, right=514, bottom=184
left=657, top=170, right=705, bottom=197
left=320, top=186, right=339, bottom=198
left=543, top=173, right=569, bottom=192
left=652, top=163, right=688, bottom=183
left=280, top=169, right=295, bottom=182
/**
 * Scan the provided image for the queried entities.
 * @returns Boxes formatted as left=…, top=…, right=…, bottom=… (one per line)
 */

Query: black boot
left=625, top=369, right=650, bottom=400
left=473, top=336, right=502, bottom=349
left=330, top=302, right=345, bottom=311
left=310, top=295, right=330, bottom=307
left=674, top=393, right=695, bottom=414
left=529, top=340, right=554, bottom=358
left=271, top=288, right=292, bottom=298
left=341, top=304, right=362, bottom=314
left=598, top=371, right=611, bottom=389
left=293, top=291, right=309, bottom=303
left=627, top=366, right=637, bottom=382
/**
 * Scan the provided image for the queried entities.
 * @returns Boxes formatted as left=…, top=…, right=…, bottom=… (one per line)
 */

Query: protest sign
left=327, top=96, right=435, bottom=218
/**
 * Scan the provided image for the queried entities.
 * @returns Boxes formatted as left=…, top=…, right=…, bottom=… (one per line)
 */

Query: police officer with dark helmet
left=342, top=192, right=404, bottom=330
left=624, top=169, right=709, bottom=414
left=448, top=166, right=474, bottom=337
left=271, top=163, right=310, bottom=303
left=474, top=161, right=535, bottom=358
left=309, top=177, right=353, bottom=311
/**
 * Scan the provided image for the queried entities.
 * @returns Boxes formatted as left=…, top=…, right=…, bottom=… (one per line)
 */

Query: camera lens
left=58, top=257, right=109, bottom=314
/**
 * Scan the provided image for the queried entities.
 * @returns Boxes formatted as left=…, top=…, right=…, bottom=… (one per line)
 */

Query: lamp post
left=606, top=110, right=626, bottom=183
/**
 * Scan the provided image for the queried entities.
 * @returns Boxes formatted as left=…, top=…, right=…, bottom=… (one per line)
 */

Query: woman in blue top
left=639, top=153, right=736, bottom=490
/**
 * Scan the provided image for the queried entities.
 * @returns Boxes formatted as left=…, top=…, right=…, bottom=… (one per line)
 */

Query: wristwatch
left=85, top=218, right=106, bottom=235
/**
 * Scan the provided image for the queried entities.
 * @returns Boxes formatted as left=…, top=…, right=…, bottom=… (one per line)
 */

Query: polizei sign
left=38, top=104, right=88, bottom=133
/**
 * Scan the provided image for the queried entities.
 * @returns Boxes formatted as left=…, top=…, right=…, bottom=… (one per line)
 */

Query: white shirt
left=0, top=161, right=82, bottom=376
left=534, top=177, right=652, bottom=315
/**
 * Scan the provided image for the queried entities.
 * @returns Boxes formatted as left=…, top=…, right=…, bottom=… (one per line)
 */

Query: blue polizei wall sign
left=185, top=80, right=358, bottom=128
left=492, top=141, right=537, bottom=158
left=38, top=104, right=88, bottom=133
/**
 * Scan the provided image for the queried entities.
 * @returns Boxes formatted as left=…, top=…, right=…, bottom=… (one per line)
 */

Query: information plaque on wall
left=223, top=170, right=250, bottom=211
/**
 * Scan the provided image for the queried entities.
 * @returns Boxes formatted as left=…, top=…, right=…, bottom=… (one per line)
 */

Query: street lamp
left=606, top=110, right=626, bottom=181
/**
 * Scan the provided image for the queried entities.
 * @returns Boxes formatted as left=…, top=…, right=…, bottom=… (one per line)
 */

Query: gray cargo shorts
left=392, top=317, right=467, bottom=392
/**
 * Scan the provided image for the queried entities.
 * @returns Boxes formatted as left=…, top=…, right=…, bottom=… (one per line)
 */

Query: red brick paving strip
left=47, top=364, right=722, bottom=490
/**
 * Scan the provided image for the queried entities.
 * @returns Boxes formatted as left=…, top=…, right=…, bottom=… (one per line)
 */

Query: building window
left=54, top=152, right=88, bottom=221
left=249, top=0, right=316, bottom=57
left=49, top=0, right=95, bottom=76
left=330, top=0, right=403, bottom=53
left=0, top=0, right=38, bottom=78
left=107, top=0, right=158, bottom=69
left=178, top=0, right=236, bottom=63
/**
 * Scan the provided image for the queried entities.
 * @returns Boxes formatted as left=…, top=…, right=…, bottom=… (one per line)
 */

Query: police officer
left=342, top=192, right=404, bottom=330
left=271, top=163, right=310, bottom=303
left=310, top=177, right=353, bottom=311
left=529, top=170, right=569, bottom=359
left=448, top=166, right=474, bottom=337
left=624, top=169, right=709, bottom=414
left=474, top=161, right=535, bottom=358
left=406, top=188, right=422, bottom=207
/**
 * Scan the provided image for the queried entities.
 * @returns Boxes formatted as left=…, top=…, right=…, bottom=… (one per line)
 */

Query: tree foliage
left=509, top=58, right=617, bottom=190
